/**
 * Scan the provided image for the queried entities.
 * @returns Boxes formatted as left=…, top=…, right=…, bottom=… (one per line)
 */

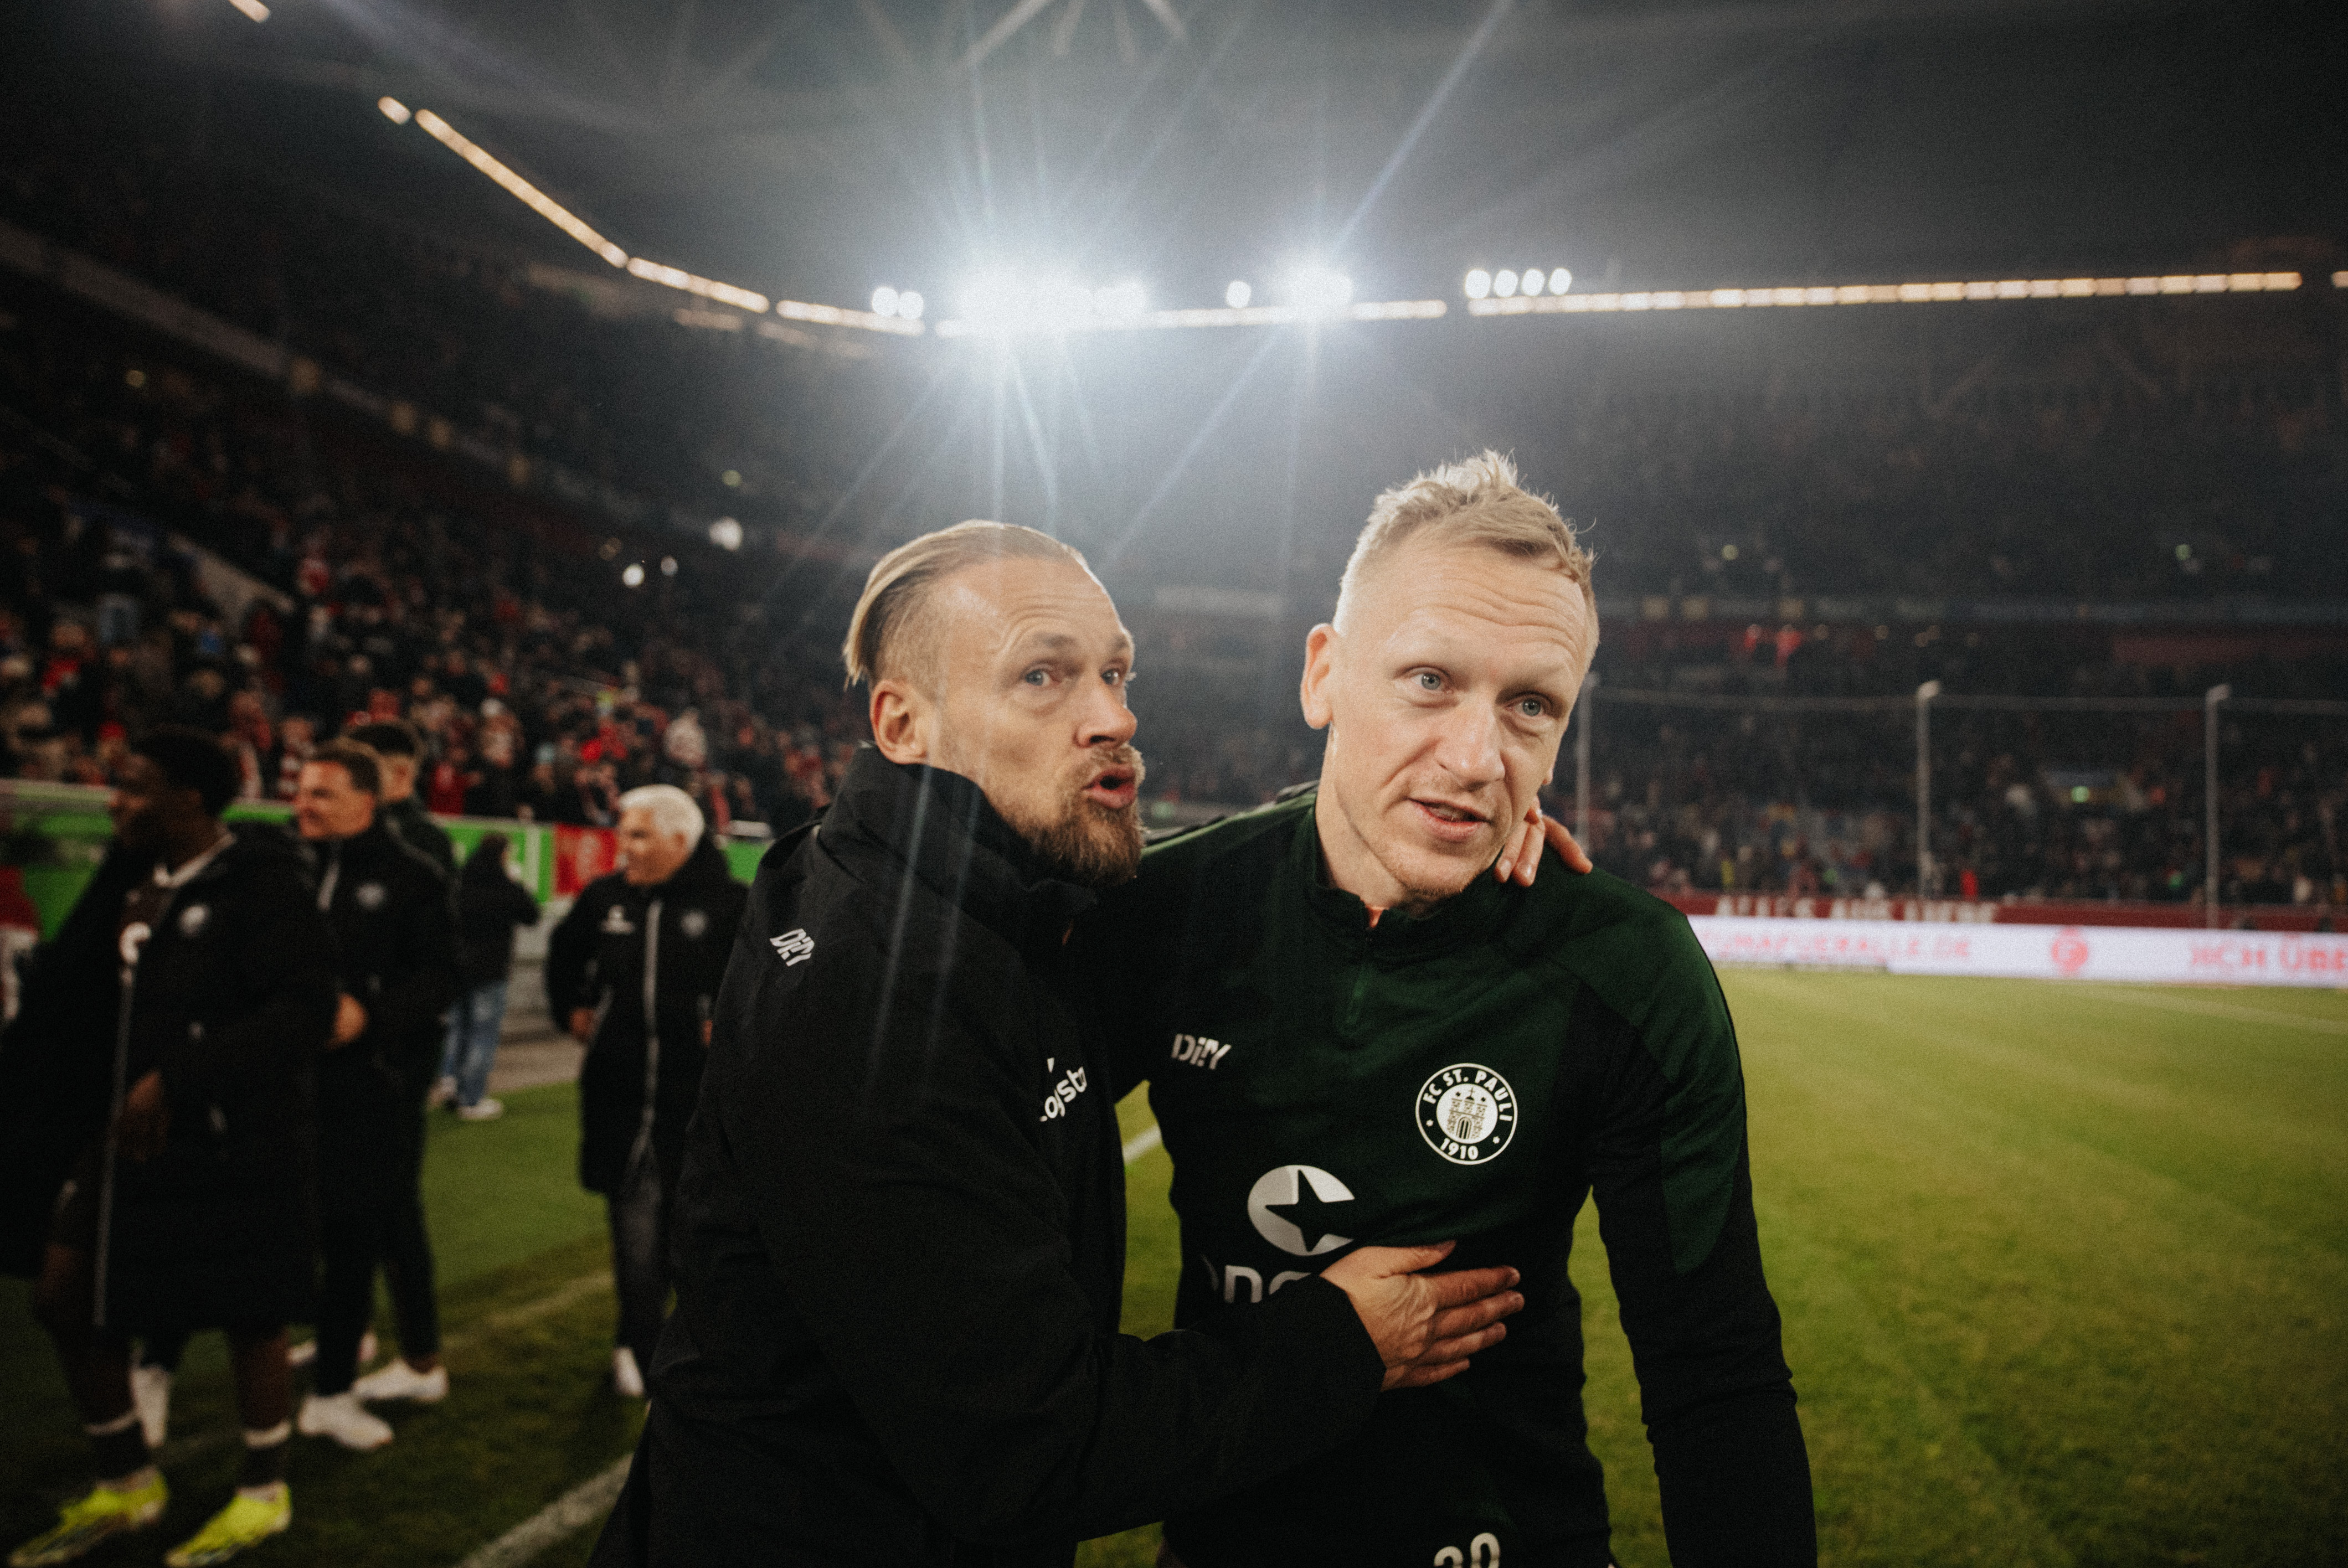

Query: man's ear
left=869, top=679, right=930, bottom=765
left=1299, top=624, right=1339, bottom=731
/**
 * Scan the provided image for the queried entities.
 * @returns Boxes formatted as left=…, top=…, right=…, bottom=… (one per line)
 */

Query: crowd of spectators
left=1561, top=628, right=2348, bottom=909
left=0, top=283, right=867, bottom=835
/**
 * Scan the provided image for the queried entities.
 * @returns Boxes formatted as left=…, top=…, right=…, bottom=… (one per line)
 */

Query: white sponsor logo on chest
left=177, top=902, right=210, bottom=937
left=1246, top=1164, right=1355, bottom=1256
left=1168, top=1031, right=1232, bottom=1070
left=1039, top=1056, right=1089, bottom=1122
left=1416, top=1062, right=1518, bottom=1165
left=678, top=909, right=708, bottom=939
left=601, top=905, right=636, bottom=936
left=355, top=881, right=387, bottom=911
left=769, top=927, right=813, bottom=965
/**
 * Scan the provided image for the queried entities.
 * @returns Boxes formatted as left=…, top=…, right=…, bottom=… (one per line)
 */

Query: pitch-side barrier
left=1690, top=914, right=2348, bottom=987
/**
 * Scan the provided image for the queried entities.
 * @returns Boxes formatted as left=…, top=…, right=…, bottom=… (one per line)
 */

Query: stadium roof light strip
left=1468, top=272, right=2304, bottom=318
left=385, top=99, right=921, bottom=336
left=933, top=297, right=1448, bottom=338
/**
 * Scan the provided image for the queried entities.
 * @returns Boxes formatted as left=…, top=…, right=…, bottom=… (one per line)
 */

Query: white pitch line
left=452, top=1455, right=634, bottom=1568
left=2088, top=987, right=2348, bottom=1035
left=1122, top=1123, right=1162, bottom=1164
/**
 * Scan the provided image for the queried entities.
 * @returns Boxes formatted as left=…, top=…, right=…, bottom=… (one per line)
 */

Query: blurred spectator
left=434, top=833, right=540, bottom=1121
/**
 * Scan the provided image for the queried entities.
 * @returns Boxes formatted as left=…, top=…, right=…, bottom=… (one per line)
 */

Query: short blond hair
left=1335, top=451, right=1595, bottom=631
left=842, top=520, right=1089, bottom=689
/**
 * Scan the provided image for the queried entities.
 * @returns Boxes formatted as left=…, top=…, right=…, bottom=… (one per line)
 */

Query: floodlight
left=897, top=291, right=924, bottom=321
left=871, top=286, right=901, bottom=318
left=621, top=563, right=646, bottom=587
left=1549, top=268, right=1572, bottom=294
left=660, top=556, right=679, bottom=577
left=228, top=0, right=270, bottom=20
left=1225, top=280, right=1252, bottom=309
left=1494, top=270, right=1519, bottom=298
left=709, top=517, right=744, bottom=551
left=1464, top=270, right=1491, bottom=300
left=377, top=97, right=411, bottom=125
left=1520, top=267, right=1544, bottom=297
left=1290, top=266, right=1354, bottom=316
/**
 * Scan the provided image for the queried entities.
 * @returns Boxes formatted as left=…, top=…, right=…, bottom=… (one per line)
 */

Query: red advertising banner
left=553, top=824, right=619, bottom=896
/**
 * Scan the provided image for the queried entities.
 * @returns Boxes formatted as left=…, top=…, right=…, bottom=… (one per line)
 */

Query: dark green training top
left=1081, top=790, right=1815, bottom=1568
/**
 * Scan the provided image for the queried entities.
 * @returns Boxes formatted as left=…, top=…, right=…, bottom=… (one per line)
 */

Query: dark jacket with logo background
left=589, top=749, right=1385, bottom=1568
left=545, top=834, right=746, bottom=1196
left=20, top=828, right=337, bottom=1328
left=309, top=818, right=460, bottom=1215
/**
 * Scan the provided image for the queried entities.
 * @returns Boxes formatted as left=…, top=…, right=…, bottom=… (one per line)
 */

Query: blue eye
left=1023, top=669, right=1048, bottom=686
left=1415, top=672, right=1442, bottom=690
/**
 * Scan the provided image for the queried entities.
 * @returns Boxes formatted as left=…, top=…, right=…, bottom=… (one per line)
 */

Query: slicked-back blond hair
left=1335, top=451, right=1595, bottom=631
left=843, top=520, right=1090, bottom=689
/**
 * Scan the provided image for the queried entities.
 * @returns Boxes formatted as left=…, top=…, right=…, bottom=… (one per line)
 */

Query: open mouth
left=1409, top=797, right=1491, bottom=843
left=1083, top=768, right=1139, bottom=811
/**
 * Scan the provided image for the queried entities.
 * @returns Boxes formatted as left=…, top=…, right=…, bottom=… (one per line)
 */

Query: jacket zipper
left=630, top=899, right=662, bottom=1175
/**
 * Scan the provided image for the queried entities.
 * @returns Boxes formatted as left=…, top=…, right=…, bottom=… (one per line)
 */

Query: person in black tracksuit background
left=290, top=739, right=460, bottom=1454
left=3, top=728, right=339, bottom=1567
left=545, top=784, right=745, bottom=1399
left=347, top=721, right=456, bottom=879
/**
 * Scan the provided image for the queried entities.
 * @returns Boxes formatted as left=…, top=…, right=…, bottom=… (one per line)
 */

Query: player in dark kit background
left=290, top=739, right=460, bottom=1454
left=545, top=782, right=747, bottom=1400
left=1083, top=454, right=1814, bottom=1568
left=3, top=728, right=338, bottom=1568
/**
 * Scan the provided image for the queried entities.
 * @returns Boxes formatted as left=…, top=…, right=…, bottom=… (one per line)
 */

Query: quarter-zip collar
left=1285, top=786, right=1513, bottom=958
left=826, top=746, right=1098, bottom=958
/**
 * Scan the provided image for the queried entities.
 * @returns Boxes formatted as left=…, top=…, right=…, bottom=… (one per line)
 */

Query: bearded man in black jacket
left=590, top=523, right=1526, bottom=1568
left=290, top=739, right=460, bottom=1454
left=4, top=727, right=338, bottom=1568
left=546, top=783, right=747, bottom=1400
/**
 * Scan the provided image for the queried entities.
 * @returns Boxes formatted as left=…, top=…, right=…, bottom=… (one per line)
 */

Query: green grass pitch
left=4, top=973, right=2342, bottom=1566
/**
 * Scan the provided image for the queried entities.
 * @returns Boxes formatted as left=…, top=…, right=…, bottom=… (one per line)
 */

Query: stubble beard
left=1011, top=746, right=1147, bottom=888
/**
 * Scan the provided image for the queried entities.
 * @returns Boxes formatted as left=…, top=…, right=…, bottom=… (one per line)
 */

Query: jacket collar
left=620, top=834, right=733, bottom=901
left=826, top=746, right=1096, bottom=952
left=1284, top=786, right=1512, bottom=957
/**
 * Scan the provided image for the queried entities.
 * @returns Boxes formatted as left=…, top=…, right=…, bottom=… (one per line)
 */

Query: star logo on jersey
left=1246, top=1165, right=1355, bottom=1256
left=1416, top=1063, right=1518, bottom=1165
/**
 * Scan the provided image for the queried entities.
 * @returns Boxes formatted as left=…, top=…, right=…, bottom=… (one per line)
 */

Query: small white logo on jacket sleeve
left=770, top=928, right=815, bottom=966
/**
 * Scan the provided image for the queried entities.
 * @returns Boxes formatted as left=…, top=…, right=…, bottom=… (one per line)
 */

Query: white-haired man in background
left=546, top=785, right=748, bottom=1396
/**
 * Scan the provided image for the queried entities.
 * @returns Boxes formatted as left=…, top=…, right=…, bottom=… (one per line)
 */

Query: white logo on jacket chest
left=355, top=882, right=387, bottom=911
left=679, top=909, right=708, bottom=940
left=1416, top=1063, right=1518, bottom=1165
left=1247, top=1164, right=1355, bottom=1256
left=1168, top=1032, right=1232, bottom=1070
left=177, top=903, right=210, bottom=937
left=600, top=905, right=636, bottom=936
left=770, top=927, right=813, bottom=966
left=1039, top=1057, right=1089, bottom=1122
